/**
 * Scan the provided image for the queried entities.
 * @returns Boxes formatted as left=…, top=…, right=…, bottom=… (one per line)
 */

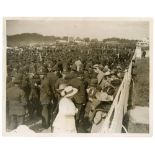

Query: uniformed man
left=6, top=75, right=27, bottom=130
left=29, top=73, right=41, bottom=118
left=46, top=64, right=59, bottom=124
left=39, top=68, right=52, bottom=129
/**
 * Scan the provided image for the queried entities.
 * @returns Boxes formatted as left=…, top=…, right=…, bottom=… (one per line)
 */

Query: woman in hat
left=52, top=86, right=78, bottom=133
left=51, top=83, right=68, bottom=124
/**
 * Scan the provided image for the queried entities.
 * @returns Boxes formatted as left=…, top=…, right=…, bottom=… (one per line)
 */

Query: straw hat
left=56, top=83, right=67, bottom=92
left=104, top=71, right=111, bottom=76
left=61, top=86, right=78, bottom=98
left=93, top=64, right=99, bottom=69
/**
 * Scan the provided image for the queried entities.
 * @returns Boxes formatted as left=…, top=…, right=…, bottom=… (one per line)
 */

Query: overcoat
left=40, top=77, right=51, bottom=105
left=7, top=85, right=27, bottom=116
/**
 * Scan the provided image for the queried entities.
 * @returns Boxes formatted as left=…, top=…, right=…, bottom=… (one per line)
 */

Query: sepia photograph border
left=2, top=17, right=153, bottom=137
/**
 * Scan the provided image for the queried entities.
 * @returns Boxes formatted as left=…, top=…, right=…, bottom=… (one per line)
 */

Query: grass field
left=132, top=57, right=149, bottom=107
left=124, top=57, right=150, bottom=133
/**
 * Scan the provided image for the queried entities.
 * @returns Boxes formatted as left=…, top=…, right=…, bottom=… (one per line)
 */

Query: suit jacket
left=47, top=72, right=58, bottom=89
left=40, top=77, right=51, bottom=105
left=55, top=78, right=68, bottom=89
left=68, top=77, right=87, bottom=105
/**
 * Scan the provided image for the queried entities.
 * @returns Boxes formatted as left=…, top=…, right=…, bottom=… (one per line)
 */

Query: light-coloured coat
left=53, top=97, right=77, bottom=133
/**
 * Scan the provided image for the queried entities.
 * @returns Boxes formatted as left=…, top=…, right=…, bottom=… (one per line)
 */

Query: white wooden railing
left=99, top=53, right=136, bottom=133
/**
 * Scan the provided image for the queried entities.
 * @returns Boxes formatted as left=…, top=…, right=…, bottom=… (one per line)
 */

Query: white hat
left=105, top=71, right=111, bottom=76
left=93, top=64, right=99, bottom=68
left=61, top=86, right=78, bottom=98
left=56, top=83, right=67, bottom=92
left=104, top=65, right=109, bottom=70
left=116, top=65, right=122, bottom=70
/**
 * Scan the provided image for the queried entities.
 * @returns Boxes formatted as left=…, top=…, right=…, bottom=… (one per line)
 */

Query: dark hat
left=106, top=86, right=115, bottom=95
left=33, top=73, right=40, bottom=79
left=111, top=79, right=121, bottom=87
left=62, top=67, right=70, bottom=74
left=38, top=66, right=47, bottom=75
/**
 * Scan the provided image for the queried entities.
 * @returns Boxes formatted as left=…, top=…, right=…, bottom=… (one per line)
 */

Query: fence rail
left=99, top=52, right=136, bottom=133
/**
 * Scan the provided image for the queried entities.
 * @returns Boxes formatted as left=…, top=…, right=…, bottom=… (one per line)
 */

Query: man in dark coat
left=47, top=64, right=59, bottom=96
left=68, top=72, right=87, bottom=130
left=39, top=68, right=52, bottom=129
left=46, top=64, right=59, bottom=124
left=6, top=75, right=27, bottom=130
left=21, top=73, right=31, bottom=118
left=29, top=74, right=41, bottom=118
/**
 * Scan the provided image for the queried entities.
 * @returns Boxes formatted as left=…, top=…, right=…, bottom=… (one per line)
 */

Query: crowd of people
left=6, top=41, right=136, bottom=133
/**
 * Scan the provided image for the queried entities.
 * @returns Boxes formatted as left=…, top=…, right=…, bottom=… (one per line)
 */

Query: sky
left=6, top=19, right=150, bottom=40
